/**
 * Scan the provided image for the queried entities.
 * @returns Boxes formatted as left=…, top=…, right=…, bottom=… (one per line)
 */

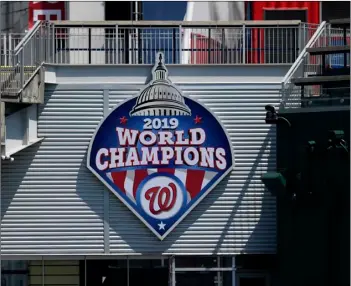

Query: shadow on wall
left=1, top=143, right=43, bottom=221
left=76, top=125, right=276, bottom=255
left=0, top=104, right=276, bottom=256
left=243, top=127, right=276, bottom=254
left=212, top=127, right=276, bottom=255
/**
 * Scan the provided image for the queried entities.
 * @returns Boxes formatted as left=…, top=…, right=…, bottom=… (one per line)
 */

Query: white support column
left=170, top=256, right=175, bottom=286
left=232, top=256, right=237, bottom=286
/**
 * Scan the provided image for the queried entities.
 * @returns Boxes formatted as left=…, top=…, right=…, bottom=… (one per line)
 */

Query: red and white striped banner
left=107, top=168, right=217, bottom=204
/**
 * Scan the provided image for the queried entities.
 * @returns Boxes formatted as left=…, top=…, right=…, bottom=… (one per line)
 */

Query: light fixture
left=261, top=172, right=287, bottom=197
left=264, top=105, right=291, bottom=127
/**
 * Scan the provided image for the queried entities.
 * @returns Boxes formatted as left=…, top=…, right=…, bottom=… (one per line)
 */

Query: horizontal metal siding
left=1, top=89, right=105, bottom=254
left=108, top=83, right=278, bottom=255
left=1, top=80, right=278, bottom=256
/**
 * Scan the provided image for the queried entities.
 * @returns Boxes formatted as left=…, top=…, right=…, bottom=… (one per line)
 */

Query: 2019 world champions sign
left=87, top=53, right=234, bottom=240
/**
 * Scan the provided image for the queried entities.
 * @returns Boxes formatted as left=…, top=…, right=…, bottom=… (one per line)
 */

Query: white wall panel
left=1, top=88, right=105, bottom=255
left=1, top=65, right=283, bottom=256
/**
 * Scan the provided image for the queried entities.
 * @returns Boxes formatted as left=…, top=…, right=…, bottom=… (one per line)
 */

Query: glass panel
left=129, top=267, right=168, bottom=286
left=239, top=277, right=266, bottom=286
left=86, top=259, right=168, bottom=286
left=2, top=274, right=27, bottom=286
left=218, top=272, right=233, bottom=286
left=86, top=260, right=128, bottom=286
left=1, top=261, right=29, bottom=286
left=221, top=256, right=233, bottom=267
left=175, top=256, right=218, bottom=268
left=176, top=271, right=217, bottom=286
left=223, top=272, right=233, bottom=286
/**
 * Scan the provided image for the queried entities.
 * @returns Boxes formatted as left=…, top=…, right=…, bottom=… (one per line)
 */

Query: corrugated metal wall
left=2, top=79, right=279, bottom=256
left=0, top=1, right=29, bottom=33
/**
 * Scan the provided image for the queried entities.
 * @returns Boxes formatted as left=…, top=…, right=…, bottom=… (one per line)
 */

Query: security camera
left=264, top=105, right=291, bottom=127
left=265, top=105, right=276, bottom=113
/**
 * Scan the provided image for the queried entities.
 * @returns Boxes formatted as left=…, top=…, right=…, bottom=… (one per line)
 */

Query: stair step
left=329, top=18, right=350, bottom=27
left=291, top=75, right=350, bottom=86
left=307, top=46, right=350, bottom=55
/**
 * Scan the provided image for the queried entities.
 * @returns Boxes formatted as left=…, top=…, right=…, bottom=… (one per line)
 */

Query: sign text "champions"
left=95, top=126, right=227, bottom=171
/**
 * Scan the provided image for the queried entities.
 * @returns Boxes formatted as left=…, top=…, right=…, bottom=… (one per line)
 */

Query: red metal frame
left=250, top=1, right=321, bottom=63
left=28, top=1, right=66, bottom=28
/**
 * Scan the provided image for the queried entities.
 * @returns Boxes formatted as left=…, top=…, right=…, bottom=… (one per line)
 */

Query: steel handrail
left=13, top=20, right=42, bottom=56
left=50, top=19, right=302, bottom=28
left=281, top=21, right=327, bottom=88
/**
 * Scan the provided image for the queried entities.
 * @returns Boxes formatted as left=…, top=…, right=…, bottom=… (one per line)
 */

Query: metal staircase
left=0, top=21, right=45, bottom=157
left=0, top=21, right=45, bottom=103
left=281, top=19, right=350, bottom=109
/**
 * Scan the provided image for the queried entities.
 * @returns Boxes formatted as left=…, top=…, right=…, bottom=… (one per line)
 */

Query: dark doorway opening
left=104, top=1, right=143, bottom=64
left=264, top=9, right=307, bottom=22
left=105, top=1, right=132, bottom=21
left=321, top=1, right=350, bottom=21
left=264, top=9, right=307, bottom=63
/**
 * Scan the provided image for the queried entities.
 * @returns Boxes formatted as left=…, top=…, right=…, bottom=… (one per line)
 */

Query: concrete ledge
left=6, top=137, right=44, bottom=157
left=44, top=64, right=291, bottom=85
left=307, top=46, right=350, bottom=55
left=292, top=75, right=350, bottom=86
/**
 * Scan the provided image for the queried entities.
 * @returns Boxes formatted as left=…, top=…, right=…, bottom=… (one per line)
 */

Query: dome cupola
left=130, top=52, right=191, bottom=117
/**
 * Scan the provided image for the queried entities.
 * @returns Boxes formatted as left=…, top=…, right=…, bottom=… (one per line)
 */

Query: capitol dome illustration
left=130, top=53, right=191, bottom=116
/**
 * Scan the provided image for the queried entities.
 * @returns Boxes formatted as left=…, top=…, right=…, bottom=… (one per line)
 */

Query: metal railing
left=0, top=20, right=324, bottom=96
left=0, top=21, right=43, bottom=95
left=0, top=33, right=26, bottom=66
left=12, top=20, right=320, bottom=66
left=295, top=86, right=350, bottom=108
left=307, top=25, right=350, bottom=71
left=47, top=20, right=310, bottom=65
left=280, top=21, right=350, bottom=109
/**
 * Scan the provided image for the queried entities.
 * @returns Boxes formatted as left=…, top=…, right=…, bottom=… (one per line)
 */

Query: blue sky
left=142, top=1, right=187, bottom=20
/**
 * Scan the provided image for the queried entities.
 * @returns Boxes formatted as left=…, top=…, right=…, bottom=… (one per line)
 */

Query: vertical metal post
left=217, top=257, right=222, bottom=286
left=127, top=257, right=130, bottom=286
left=178, top=25, right=182, bottom=64
left=20, top=50, right=24, bottom=87
left=242, top=24, right=246, bottom=64
left=221, top=28, right=225, bottom=64
left=3, top=35, right=6, bottom=66
left=172, top=256, right=176, bottom=286
left=88, top=28, right=92, bottom=64
left=52, top=24, right=55, bottom=64
left=208, top=28, right=211, bottom=63
left=298, top=24, right=302, bottom=56
left=232, top=256, right=236, bottom=286
left=172, top=28, right=176, bottom=64
left=128, top=29, right=132, bottom=64
left=8, top=33, right=11, bottom=66
left=115, top=25, right=119, bottom=64
left=41, top=258, right=45, bottom=286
